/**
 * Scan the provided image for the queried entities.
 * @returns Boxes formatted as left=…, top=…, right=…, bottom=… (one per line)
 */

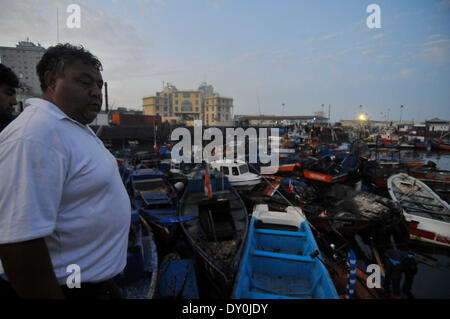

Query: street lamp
left=400, top=105, right=404, bottom=123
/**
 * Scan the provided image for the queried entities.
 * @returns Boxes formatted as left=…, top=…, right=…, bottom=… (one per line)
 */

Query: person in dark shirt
left=0, top=64, right=19, bottom=132
left=384, top=249, right=418, bottom=299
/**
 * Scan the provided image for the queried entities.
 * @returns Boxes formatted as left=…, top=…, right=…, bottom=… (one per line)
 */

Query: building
left=203, top=96, right=233, bottom=126
left=426, top=118, right=449, bottom=133
left=0, top=40, right=46, bottom=106
left=143, top=82, right=233, bottom=126
left=234, top=115, right=328, bottom=126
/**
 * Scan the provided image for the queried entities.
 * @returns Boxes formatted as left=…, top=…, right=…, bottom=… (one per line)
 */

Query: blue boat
left=157, top=258, right=200, bottom=299
left=115, top=210, right=158, bottom=299
left=130, top=164, right=196, bottom=250
left=232, top=204, right=339, bottom=299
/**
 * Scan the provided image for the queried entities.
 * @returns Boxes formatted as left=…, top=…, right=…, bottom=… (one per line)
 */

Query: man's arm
left=0, top=238, right=64, bottom=299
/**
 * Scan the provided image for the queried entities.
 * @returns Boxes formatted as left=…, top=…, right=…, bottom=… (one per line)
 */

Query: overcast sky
left=0, top=0, right=449, bottom=122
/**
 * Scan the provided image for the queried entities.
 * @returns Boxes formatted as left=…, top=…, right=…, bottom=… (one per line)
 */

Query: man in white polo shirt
left=0, top=44, right=131, bottom=299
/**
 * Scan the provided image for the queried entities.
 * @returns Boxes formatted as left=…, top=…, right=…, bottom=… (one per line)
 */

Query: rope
left=345, top=249, right=357, bottom=299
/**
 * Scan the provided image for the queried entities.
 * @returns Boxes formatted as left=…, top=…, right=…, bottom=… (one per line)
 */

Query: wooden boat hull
left=180, top=172, right=249, bottom=298
left=410, top=167, right=450, bottom=183
left=116, top=213, right=158, bottom=299
left=303, top=170, right=348, bottom=183
left=406, top=215, right=450, bottom=248
left=387, top=173, right=450, bottom=248
left=431, top=139, right=450, bottom=151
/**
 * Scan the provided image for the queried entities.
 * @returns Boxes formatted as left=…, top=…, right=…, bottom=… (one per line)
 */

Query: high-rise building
left=143, top=82, right=233, bottom=126
left=0, top=40, right=46, bottom=98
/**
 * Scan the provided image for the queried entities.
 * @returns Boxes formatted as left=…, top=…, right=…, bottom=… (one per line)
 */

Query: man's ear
left=43, top=71, right=57, bottom=92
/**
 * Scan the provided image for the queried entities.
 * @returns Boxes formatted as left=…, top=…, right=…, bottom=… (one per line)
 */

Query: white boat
left=209, top=159, right=261, bottom=189
left=387, top=173, right=450, bottom=248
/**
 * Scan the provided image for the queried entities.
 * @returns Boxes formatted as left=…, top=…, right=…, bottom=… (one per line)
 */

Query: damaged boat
left=179, top=168, right=249, bottom=298
left=387, top=173, right=450, bottom=248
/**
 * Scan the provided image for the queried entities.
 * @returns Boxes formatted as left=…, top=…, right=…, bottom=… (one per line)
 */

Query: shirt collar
left=26, top=98, right=98, bottom=137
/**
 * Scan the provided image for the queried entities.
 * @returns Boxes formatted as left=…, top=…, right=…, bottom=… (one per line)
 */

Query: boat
left=431, top=139, right=450, bottom=151
left=397, top=141, right=415, bottom=149
left=130, top=165, right=180, bottom=225
left=302, top=155, right=349, bottom=183
left=387, top=173, right=450, bottom=247
left=232, top=204, right=339, bottom=299
left=129, top=164, right=194, bottom=252
left=115, top=210, right=158, bottom=299
left=179, top=168, right=249, bottom=298
left=209, top=159, right=261, bottom=190
left=413, top=141, right=431, bottom=150
left=303, top=184, right=407, bottom=236
left=157, top=254, right=199, bottom=299
left=362, top=158, right=402, bottom=188
left=409, top=162, right=450, bottom=184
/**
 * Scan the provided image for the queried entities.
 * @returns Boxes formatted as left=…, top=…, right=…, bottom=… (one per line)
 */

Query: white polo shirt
left=0, top=98, right=131, bottom=285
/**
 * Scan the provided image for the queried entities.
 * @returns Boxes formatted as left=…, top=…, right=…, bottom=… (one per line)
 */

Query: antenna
left=56, top=8, right=60, bottom=44
left=256, top=91, right=261, bottom=115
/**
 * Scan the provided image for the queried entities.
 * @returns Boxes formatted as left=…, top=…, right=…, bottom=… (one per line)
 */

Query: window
left=221, top=166, right=229, bottom=175
left=232, top=167, right=239, bottom=176
left=196, top=100, right=198, bottom=105
left=195, top=107, right=198, bottom=111
left=175, top=100, right=178, bottom=104
left=181, top=100, right=193, bottom=111
left=183, top=92, right=190, bottom=98
left=239, top=165, right=249, bottom=174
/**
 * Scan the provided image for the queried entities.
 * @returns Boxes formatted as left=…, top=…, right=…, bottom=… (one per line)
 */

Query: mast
left=56, top=8, right=60, bottom=44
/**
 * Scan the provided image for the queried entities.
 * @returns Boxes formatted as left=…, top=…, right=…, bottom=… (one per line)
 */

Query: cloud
left=372, top=33, right=384, bottom=40
left=310, top=33, right=338, bottom=42
left=421, top=37, right=450, bottom=64
left=207, top=0, right=221, bottom=10
left=428, top=34, right=446, bottom=40
left=398, top=68, right=415, bottom=79
left=362, top=49, right=375, bottom=56
left=438, top=0, right=450, bottom=11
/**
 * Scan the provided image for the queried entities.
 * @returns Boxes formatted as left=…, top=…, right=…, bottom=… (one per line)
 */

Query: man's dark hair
left=36, top=43, right=103, bottom=92
left=0, top=64, right=19, bottom=88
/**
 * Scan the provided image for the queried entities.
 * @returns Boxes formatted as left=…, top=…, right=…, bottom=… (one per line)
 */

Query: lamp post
left=400, top=105, right=404, bottom=123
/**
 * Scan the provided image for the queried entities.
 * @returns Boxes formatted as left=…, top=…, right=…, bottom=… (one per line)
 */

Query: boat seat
left=255, top=228, right=307, bottom=238
left=250, top=249, right=313, bottom=262
left=253, top=204, right=305, bottom=229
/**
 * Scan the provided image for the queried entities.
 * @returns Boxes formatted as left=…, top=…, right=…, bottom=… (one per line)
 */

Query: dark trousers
left=0, top=276, right=122, bottom=299
left=384, top=262, right=402, bottom=296
left=402, top=271, right=415, bottom=294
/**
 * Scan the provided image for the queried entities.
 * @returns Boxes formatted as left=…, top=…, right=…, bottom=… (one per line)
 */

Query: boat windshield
left=134, top=178, right=167, bottom=193
left=239, top=164, right=249, bottom=174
